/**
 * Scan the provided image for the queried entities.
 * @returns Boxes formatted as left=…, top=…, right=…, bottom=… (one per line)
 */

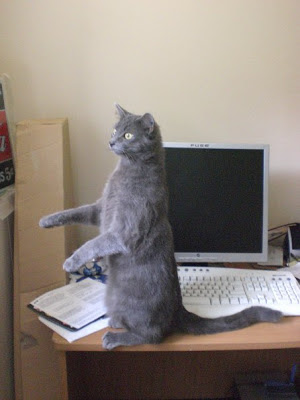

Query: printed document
left=29, top=278, right=107, bottom=330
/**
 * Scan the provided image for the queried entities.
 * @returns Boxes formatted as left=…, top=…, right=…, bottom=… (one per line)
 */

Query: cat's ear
left=139, top=113, right=155, bottom=137
left=115, top=103, right=129, bottom=118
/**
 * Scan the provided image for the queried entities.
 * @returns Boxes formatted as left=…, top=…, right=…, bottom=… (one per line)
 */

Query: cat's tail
left=176, top=306, right=282, bottom=335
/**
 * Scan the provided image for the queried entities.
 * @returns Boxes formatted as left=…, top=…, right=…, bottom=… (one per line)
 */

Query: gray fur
left=39, top=104, right=282, bottom=350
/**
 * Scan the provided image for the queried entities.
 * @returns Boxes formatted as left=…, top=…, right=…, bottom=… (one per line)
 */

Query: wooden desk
left=53, top=317, right=300, bottom=399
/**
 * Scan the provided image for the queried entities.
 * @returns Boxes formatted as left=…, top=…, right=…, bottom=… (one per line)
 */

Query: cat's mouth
left=109, top=142, right=136, bottom=161
left=110, top=144, right=126, bottom=156
left=109, top=143, right=121, bottom=154
left=109, top=142, right=120, bottom=153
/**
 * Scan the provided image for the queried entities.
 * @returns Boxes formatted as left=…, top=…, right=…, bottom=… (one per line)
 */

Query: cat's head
left=109, top=104, right=162, bottom=160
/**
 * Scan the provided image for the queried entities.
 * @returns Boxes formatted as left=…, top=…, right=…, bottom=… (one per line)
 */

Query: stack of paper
left=39, top=315, right=109, bottom=343
left=29, top=278, right=109, bottom=342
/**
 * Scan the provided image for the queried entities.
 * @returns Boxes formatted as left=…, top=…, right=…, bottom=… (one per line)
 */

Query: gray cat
left=39, top=104, right=282, bottom=350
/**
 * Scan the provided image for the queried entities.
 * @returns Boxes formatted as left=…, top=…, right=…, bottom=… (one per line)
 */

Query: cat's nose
left=109, top=140, right=115, bottom=148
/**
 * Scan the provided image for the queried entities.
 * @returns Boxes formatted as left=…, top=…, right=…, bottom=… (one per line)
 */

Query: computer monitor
left=163, top=142, right=269, bottom=264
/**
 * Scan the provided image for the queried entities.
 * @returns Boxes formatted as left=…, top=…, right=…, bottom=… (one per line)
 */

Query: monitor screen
left=164, top=143, right=269, bottom=263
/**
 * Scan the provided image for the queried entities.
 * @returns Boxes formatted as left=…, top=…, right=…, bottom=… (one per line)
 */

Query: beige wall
left=0, top=0, right=299, bottom=242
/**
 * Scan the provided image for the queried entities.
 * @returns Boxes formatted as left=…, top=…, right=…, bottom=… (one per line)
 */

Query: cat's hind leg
left=102, top=331, right=163, bottom=350
left=102, top=322, right=165, bottom=350
left=39, top=202, right=100, bottom=228
left=108, top=317, right=125, bottom=329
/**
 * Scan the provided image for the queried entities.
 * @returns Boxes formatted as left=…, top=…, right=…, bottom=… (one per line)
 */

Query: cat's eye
left=112, top=129, right=117, bottom=136
left=124, top=132, right=133, bottom=140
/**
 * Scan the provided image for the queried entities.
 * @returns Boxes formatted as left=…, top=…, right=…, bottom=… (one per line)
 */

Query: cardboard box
left=14, top=119, right=76, bottom=400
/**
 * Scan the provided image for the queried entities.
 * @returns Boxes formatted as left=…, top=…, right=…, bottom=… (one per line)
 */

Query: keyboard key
left=183, top=297, right=211, bottom=305
left=220, top=298, right=230, bottom=305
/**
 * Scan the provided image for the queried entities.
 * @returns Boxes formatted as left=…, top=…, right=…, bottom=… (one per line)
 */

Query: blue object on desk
left=71, top=260, right=107, bottom=284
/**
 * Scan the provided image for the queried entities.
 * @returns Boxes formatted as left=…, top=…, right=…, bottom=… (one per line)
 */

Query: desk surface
left=53, top=316, right=300, bottom=352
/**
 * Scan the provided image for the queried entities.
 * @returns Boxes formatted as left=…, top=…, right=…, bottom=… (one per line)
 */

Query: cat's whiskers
left=123, top=151, right=136, bottom=163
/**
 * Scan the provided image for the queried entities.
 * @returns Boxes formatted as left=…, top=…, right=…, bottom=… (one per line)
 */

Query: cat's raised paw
left=63, top=257, right=80, bottom=273
left=39, top=216, right=53, bottom=228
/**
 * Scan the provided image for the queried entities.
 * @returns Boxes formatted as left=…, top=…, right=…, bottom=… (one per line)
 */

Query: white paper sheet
left=282, top=263, right=300, bottom=280
left=0, top=186, right=14, bottom=220
left=31, top=278, right=107, bottom=329
left=39, top=315, right=109, bottom=342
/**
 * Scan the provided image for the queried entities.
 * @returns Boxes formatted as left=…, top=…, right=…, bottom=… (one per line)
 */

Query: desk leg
left=58, top=351, right=68, bottom=400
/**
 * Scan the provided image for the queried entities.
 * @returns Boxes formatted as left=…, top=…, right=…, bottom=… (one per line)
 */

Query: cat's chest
left=100, top=161, right=165, bottom=233
left=104, top=163, right=148, bottom=199
left=101, top=169, right=141, bottom=220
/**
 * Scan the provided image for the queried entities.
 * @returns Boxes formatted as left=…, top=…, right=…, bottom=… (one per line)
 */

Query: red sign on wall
left=0, top=83, right=15, bottom=189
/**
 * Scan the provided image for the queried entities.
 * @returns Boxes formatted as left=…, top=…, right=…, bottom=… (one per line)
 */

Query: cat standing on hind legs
left=39, top=104, right=282, bottom=350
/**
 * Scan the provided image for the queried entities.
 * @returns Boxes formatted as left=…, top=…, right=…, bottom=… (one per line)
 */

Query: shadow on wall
left=269, top=172, right=300, bottom=228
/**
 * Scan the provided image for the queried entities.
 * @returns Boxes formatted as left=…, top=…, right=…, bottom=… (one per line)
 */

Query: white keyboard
left=178, top=266, right=300, bottom=318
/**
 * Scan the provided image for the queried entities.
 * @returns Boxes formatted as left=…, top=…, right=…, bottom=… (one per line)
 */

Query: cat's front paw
left=63, top=256, right=81, bottom=273
left=39, top=216, right=54, bottom=228
left=39, top=213, right=65, bottom=228
left=102, top=332, right=120, bottom=350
